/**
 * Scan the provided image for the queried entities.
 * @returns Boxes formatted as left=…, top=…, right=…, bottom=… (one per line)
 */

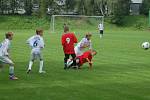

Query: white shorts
left=30, top=51, right=43, bottom=61
left=0, top=56, right=14, bottom=65
left=74, top=46, right=83, bottom=56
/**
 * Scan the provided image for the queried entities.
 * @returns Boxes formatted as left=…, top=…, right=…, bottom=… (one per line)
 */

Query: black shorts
left=100, top=30, right=103, bottom=34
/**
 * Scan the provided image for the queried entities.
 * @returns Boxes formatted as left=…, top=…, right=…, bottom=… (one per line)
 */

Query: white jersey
left=98, top=23, right=104, bottom=30
left=74, top=38, right=92, bottom=56
left=76, top=37, right=92, bottom=50
left=27, top=35, right=45, bottom=54
left=0, top=39, right=11, bottom=56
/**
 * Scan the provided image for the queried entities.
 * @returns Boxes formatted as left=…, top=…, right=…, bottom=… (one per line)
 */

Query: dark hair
left=64, top=26, right=69, bottom=33
left=5, top=32, right=13, bottom=39
left=36, top=29, right=43, bottom=35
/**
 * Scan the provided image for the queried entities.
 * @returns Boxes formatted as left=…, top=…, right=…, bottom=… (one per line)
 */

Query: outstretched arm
left=86, top=58, right=93, bottom=69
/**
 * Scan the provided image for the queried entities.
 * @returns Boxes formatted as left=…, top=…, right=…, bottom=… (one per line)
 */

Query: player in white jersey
left=98, top=22, right=104, bottom=38
left=74, top=33, right=92, bottom=56
left=26, top=29, right=45, bottom=74
left=0, top=32, right=18, bottom=80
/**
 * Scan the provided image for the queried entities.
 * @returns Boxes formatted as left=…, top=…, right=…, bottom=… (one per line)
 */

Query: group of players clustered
left=0, top=22, right=104, bottom=80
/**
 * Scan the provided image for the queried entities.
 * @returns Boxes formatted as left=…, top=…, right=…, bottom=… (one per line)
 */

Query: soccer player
left=0, top=32, right=18, bottom=80
left=68, top=50, right=97, bottom=70
left=26, top=29, right=45, bottom=74
left=61, top=26, right=77, bottom=69
left=98, top=22, right=104, bottom=38
left=74, top=33, right=92, bottom=56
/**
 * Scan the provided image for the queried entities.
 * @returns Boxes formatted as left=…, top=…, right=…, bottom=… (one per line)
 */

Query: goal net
left=50, top=15, right=104, bottom=33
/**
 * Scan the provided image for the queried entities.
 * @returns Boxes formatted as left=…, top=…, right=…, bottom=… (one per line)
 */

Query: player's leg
left=0, top=59, right=4, bottom=72
left=38, top=53, right=45, bottom=73
left=75, top=58, right=81, bottom=69
left=66, top=58, right=73, bottom=68
left=64, top=54, right=70, bottom=69
left=100, top=30, right=103, bottom=38
left=71, top=54, right=76, bottom=67
left=27, top=52, right=35, bottom=73
left=1, top=56, right=18, bottom=80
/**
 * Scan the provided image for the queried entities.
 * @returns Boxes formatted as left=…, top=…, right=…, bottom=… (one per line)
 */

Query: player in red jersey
left=61, top=26, right=77, bottom=69
left=67, top=50, right=97, bottom=70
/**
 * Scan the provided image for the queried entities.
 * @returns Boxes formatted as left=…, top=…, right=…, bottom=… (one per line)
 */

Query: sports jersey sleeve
left=79, top=38, right=86, bottom=48
left=26, top=36, right=34, bottom=47
left=2, top=40, right=10, bottom=56
left=39, top=37, right=45, bottom=48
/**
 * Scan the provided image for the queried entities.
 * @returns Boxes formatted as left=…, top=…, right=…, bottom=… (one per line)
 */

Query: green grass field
left=0, top=28, right=150, bottom=100
left=0, top=15, right=149, bottom=100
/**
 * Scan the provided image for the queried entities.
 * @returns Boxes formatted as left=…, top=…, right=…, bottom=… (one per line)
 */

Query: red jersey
left=61, top=32, right=77, bottom=54
left=78, top=51, right=93, bottom=65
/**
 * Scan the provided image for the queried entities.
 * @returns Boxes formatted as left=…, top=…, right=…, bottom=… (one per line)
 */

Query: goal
left=50, top=15, right=104, bottom=33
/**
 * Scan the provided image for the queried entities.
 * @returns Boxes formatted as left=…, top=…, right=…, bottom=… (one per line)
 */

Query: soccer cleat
left=39, top=71, right=46, bottom=74
left=64, top=63, right=68, bottom=70
left=10, top=76, right=18, bottom=80
left=27, top=69, right=31, bottom=74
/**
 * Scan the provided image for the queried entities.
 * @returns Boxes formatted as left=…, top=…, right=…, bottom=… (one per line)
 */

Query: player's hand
left=89, top=61, right=93, bottom=64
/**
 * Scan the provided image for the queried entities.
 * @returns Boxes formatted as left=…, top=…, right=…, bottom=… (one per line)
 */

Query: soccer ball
left=142, top=42, right=150, bottom=50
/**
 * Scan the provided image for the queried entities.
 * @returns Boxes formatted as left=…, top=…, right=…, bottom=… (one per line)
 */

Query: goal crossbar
left=51, top=15, right=104, bottom=32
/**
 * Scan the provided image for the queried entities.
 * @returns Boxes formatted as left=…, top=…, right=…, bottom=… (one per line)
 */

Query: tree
left=77, top=0, right=86, bottom=15
left=25, top=0, right=32, bottom=15
left=140, top=0, right=150, bottom=16
left=38, top=0, right=47, bottom=18
left=65, top=0, right=76, bottom=12
left=87, top=0, right=95, bottom=15
left=111, top=0, right=130, bottom=25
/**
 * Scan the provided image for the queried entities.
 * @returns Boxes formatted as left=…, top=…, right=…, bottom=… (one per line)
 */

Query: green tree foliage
left=87, top=0, right=95, bottom=15
left=111, top=0, right=130, bottom=26
left=140, top=0, right=150, bottom=16
left=77, top=0, right=86, bottom=15
left=25, top=0, right=32, bottom=15
left=38, top=0, right=47, bottom=18
left=65, top=0, right=76, bottom=12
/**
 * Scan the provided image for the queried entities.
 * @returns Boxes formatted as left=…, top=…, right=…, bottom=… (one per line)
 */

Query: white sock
left=100, top=34, right=102, bottom=38
left=39, top=61, right=44, bottom=72
left=28, top=61, right=33, bottom=70
left=9, top=66, right=14, bottom=76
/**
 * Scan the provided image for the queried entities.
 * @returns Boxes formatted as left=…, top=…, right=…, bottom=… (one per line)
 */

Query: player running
left=74, top=33, right=92, bottom=56
left=67, top=50, right=97, bottom=70
left=61, top=26, right=78, bottom=69
left=0, top=32, right=18, bottom=80
left=26, top=29, right=45, bottom=74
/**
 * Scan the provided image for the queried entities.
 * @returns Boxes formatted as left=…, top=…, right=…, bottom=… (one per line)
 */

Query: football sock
left=9, top=66, right=14, bottom=76
left=39, top=61, right=44, bottom=72
left=100, top=34, right=102, bottom=38
left=28, top=61, right=33, bottom=70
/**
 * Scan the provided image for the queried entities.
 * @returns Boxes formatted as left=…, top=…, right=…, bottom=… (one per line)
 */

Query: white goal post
left=50, top=15, right=104, bottom=32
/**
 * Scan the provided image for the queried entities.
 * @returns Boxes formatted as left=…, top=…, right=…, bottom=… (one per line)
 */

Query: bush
left=110, top=0, right=130, bottom=26
left=140, top=0, right=150, bottom=16
left=134, top=21, right=144, bottom=30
